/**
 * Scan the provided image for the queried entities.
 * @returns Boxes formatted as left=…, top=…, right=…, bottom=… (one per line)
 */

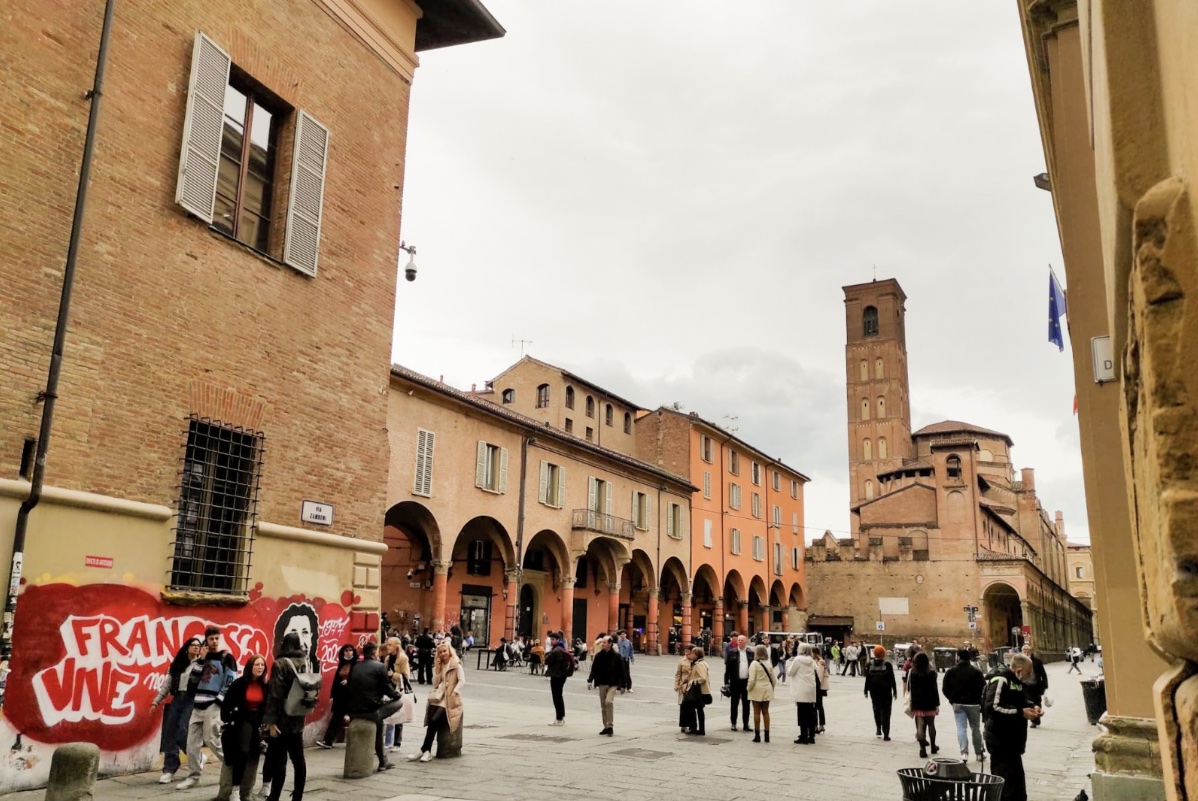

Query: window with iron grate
left=171, top=417, right=264, bottom=596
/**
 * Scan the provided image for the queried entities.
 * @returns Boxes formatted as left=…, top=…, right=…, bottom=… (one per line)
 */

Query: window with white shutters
left=475, top=441, right=507, bottom=493
left=729, top=451, right=740, bottom=475
left=282, top=110, right=330, bottom=275
left=666, top=503, right=684, bottom=539
left=751, top=462, right=761, bottom=485
left=730, top=528, right=742, bottom=555
left=703, top=471, right=711, bottom=499
left=700, top=435, right=714, bottom=463
left=790, top=479, right=799, bottom=499
left=632, top=491, right=650, bottom=530
left=729, top=483, right=741, bottom=510
left=751, top=492, right=762, bottom=519
left=539, top=461, right=564, bottom=508
left=703, top=518, right=712, bottom=548
left=792, top=512, right=799, bottom=534
left=413, top=429, right=435, bottom=497
left=774, top=542, right=783, bottom=574
left=753, top=536, right=764, bottom=561
left=792, top=547, right=801, bottom=570
left=176, top=33, right=232, bottom=223
left=772, top=471, right=781, bottom=491
left=772, top=505, right=781, bottom=526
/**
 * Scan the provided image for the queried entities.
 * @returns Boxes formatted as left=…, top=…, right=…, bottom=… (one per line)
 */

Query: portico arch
left=660, top=556, right=691, bottom=652
left=748, top=575, right=768, bottom=635
left=382, top=501, right=442, bottom=637
left=983, top=581, right=1024, bottom=651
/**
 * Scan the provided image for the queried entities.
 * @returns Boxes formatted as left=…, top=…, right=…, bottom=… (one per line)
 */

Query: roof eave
left=415, top=0, right=505, bottom=52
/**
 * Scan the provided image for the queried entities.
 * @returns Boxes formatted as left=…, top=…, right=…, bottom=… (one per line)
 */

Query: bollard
left=343, top=717, right=378, bottom=778
left=435, top=713, right=463, bottom=759
left=44, top=742, right=100, bottom=801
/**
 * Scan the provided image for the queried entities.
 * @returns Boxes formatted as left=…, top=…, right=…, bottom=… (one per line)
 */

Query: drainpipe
left=514, top=436, right=531, bottom=590
left=0, top=0, right=116, bottom=679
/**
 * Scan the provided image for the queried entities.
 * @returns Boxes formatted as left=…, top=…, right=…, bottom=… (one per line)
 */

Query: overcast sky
left=391, top=1, right=1089, bottom=544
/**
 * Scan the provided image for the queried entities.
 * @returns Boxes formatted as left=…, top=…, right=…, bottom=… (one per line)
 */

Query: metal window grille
left=170, top=416, right=264, bottom=595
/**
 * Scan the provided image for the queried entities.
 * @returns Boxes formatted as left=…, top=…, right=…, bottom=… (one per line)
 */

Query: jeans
left=185, top=703, right=224, bottom=777
left=161, top=698, right=193, bottom=775
left=264, top=732, right=305, bottom=801
left=953, top=703, right=984, bottom=755
left=550, top=676, right=567, bottom=721
left=597, top=685, right=617, bottom=728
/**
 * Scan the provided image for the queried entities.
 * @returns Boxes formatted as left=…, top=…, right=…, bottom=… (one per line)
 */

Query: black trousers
left=729, top=678, right=749, bottom=727
left=990, top=752, right=1027, bottom=801
left=869, top=691, right=893, bottom=736
left=795, top=702, right=816, bottom=741
left=420, top=706, right=447, bottom=753
left=816, top=689, right=827, bottom=727
left=264, top=732, right=305, bottom=801
left=417, top=651, right=433, bottom=684
left=370, top=698, right=403, bottom=764
left=320, top=700, right=348, bottom=745
left=550, top=676, right=567, bottom=721
left=680, top=700, right=704, bottom=733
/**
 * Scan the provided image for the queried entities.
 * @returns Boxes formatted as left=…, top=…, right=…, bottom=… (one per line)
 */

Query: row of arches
left=862, top=437, right=888, bottom=461
left=859, top=358, right=885, bottom=381
left=382, top=501, right=807, bottom=653
left=860, top=395, right=887, bottom=420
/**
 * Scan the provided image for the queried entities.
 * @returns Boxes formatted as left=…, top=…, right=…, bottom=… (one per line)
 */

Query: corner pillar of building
left=645, top=589, right=660, bottom=655
left=607, top=582, right=620, bottom=633
left=680, top=592, right=693, bottom=650
left=1091, top=713, right=1166, bottom=801
left=431, top=561, right=450, bottom=632
left=712, top=597, right=725, bottom=644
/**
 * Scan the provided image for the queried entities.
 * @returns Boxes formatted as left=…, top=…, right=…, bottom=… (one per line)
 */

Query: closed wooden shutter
left=175, top=32, right=231, bottom=222
left=703, top=471, right=711, bottom=498
left=556, top=467, right=566, bottom=509
left=498, top=448, right=509, bottom=493
left=475, top=441, right=488, bottom=488
left=283, top=110, right=330, bottom=276
left=703, top=518, right=712, bottom=548
left=539, top=461, right=549, bottom=504
left=413, top=429, right=435, bottom=496
left=666, top=503, right=674, bottom=537
left=604, top=482, right=612, bottom=516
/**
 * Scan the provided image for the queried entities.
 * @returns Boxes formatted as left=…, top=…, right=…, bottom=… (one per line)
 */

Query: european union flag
left=1049, top=270, right=1067, bottom=351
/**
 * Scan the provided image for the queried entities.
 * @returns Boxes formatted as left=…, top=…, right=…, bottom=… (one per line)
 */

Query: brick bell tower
left=843, top=278, right=914, bottom=536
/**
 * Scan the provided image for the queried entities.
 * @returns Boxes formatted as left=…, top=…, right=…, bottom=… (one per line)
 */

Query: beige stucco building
left=0, top=0, right=500, bottom=790
left=1066, top=539, right=1099, bottom=644
left=806, top=279, right=1091, bottom=654
left=1013, top=2, right=1195, bottom=798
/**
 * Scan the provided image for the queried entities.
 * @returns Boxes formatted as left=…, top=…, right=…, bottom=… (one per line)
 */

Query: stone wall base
left=1091, top=772, right=1166, bottom=801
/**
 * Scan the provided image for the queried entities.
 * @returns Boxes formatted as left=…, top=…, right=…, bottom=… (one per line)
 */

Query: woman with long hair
left=813, top=649, right=830, bottom=733
left=673, top=646, right=694, bottom=733
left=149, top=637, right=202, bottom=784
left=383, top=637, right=411, bottom=752
left=684, top=647, right=711, bottom=736
left=747, top=644, right=776, bottom=743
left=263, top=633, right=310, bottom=801
left=317, top=645, right=358, bottom=749
left=787, top=643, right=818, bottom=744
left=220, top=654, right=268, bottom=801
left=407, top=640, right=464, bottom=763
left=908, top=651, right=941, bottom=758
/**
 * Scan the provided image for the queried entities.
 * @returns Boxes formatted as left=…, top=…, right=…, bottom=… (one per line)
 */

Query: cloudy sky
left=392, top=1, right=1088, bottom=544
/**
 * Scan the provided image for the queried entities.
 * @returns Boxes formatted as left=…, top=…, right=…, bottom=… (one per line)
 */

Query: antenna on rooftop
left=723, top=415, right=739, bottom=433
left=512, top=338, right=533, bottom=358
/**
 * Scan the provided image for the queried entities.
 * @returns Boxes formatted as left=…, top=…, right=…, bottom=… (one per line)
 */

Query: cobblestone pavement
left=4, top=655, right=1100, bottom=800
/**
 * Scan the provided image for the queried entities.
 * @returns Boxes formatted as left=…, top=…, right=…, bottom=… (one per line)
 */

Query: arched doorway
left=770, top=580, right=786, bottom=630
left=620, top=549, right=657, bottom=653
left=660, top=556, right=689, bottom=653
left=449, top=516, right=516, bottom=646
left=382, top=502, right=442, bottom=637
left=983, top=582, right=1023, bottom=650
left=724, top=569, right=747, bottom=636
left=747, top=575, right=767, bottom=635
left=577, top=536, right=630, bottom=644
left=518, top=584, right=536, bottom=639
left=522, top=529, right=569, bottom=644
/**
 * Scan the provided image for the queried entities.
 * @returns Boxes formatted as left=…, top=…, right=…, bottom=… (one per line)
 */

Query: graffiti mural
left=1, top=583, right=374, bottom=752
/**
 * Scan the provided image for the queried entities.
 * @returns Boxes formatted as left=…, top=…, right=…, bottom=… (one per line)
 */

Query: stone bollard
left=343, top=717, right=378, bottom=778
left=435, top=713, right=463, bottom=759
left=44, top=742, right=100, bottom=801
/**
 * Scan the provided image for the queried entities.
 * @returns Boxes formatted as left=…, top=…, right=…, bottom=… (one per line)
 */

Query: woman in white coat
left=786, top=643, right=818, bottom=744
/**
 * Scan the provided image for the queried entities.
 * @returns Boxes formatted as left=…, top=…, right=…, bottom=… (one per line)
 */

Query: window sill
left=540, top=500, right=563, bottom=510
left=477, top=486, right=503, bottom=495
left=162, top=588, right=250, bottom=607
left=206, top=225, right=313, bottom=278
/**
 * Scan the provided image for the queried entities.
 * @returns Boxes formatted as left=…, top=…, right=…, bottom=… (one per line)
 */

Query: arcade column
left=681, top=592, right=693, bottom=650
left=646, top=589, right=660, bottom=656
left=607, top=583, right=620, bottom=633
left=504, top=569, right=518, bottom=641
left=560, top=576, right=575, bottom=641
left=431, top=561, right=449, bottom=632
left=712, top=597, right=724, bottom=645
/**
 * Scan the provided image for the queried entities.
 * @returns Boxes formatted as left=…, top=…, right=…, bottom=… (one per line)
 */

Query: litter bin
left=898, top=764, right=1004, bottom=800
left=1081, top=678, right=1107, bottom=725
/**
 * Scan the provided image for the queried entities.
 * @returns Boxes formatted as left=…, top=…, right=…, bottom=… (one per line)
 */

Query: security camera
left=404, top=263, right=417, bottom=282
left=406, top=569, right=415, bottom=579
left=400, top=242, right=417, bottom=282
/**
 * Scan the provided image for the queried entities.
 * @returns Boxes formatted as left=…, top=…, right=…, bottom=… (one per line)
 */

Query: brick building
left=1066, top=539, right=1098, bottom=645
left=0, top=0, right=500, bottom=789
left=805, top=279, right=1091, bottom=656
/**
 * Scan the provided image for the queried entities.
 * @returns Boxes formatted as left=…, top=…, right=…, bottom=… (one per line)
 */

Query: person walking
left=787, top=643, right=818, bottom=744
left=586, top=635, right=627, bottom=736
left=845, top=642, right=861, bottom=677
left=616, top=630, right=635, bottom=692
left=983, top=653, right=1042, bottom=801
left=149, top=637, right=202, bottom=785
left=262, top=633, right=315, bottom=801
left=218, top=655, right=269, bottom=801
left=414, top=628, right=435, bottom=684
left=942, top=648, right=986, bottom=762
left=813, top=648, right=830, bottom=733
left=747, top=644, right=776, bottom=743
left=723, top=634, right=751, bottom=732
left=907, top=651, right=941, bottom=759
left=1019, top=646, right=1048, bottom=728
left=347, top=642, right=402, bottom=772
left=1067, top=646, right=1083, bottom=674
left=544, top=633, right=575, bottom=726
left=383, top=637, right=411, bottom=752
left=178, top=627, right=234, bottom=790
left=682, top=647, right=711, bottom=737
left=317, top=645, right=359, bottom=749
left=831, top=641, right=841, bottom=671
left=674, top=646, right=695, bottom=733
left=408, top=640, right=465, bottom=762
left=863, top=644, right=897, bottom=740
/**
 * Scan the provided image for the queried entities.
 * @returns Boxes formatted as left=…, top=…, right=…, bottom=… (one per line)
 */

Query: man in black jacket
left=943, top=648, right=987, bottom=761
left=587, top=636, right=627, bottom=736
left=544, top=632, right=575, bottom=726
left=347, top=642, right=401, bottom=772
left=723, top=635, right=751, bottom=732
left=1019, top=645, right=1048, bottom=728
left=862, top=645, right=897, bottom=740
left=983, top=654, right=1042, bottom=801
left=415, top=629, right=435, bottom=684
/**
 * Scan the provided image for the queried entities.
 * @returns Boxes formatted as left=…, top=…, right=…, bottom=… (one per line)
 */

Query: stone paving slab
left=0, top=657, right=1101, bottom=800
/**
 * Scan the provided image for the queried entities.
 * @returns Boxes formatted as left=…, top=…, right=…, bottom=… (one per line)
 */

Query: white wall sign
left=876, top=621, right=885, bottom=631
left=301, top=500, right=334, bottom=526
left=878, top=597, right=910, bottom=616
left=1092, top=336, right=1115, bottom=383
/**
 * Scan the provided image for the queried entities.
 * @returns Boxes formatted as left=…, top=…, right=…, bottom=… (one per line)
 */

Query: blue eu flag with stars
left=1048, top=270, right=1066, bottom=351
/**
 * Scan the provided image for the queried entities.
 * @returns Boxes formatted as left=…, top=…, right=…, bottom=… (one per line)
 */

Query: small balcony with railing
left=571, top=509, right=635, bottom=540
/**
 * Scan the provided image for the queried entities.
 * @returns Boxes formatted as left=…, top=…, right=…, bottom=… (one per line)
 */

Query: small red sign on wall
left=84, top=555, right=114, bottom=569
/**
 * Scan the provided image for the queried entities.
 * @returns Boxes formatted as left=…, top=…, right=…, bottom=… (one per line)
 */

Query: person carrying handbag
left=681, top=647, right=711, bottom=736
left=218, top=654, right=268, bottom=801
left=674, top=649, right=695, bottom=734
left=408, top=640, right=465, bottom=762
left=747, top=645, right=776, bottom=743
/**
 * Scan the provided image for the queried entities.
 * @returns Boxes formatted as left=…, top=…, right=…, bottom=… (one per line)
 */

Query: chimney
left=1055, top=510, right=1065, bottom=539
left=470, top=383, right=476, bottom=393
left=1020, top=468, right=1035, bottom=491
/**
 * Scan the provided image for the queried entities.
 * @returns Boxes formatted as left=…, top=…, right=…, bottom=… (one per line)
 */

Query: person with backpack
left=863, top=644, right=898, bottom=740
left=178, top=627, right=235, bottom=790
left=262, top=633, right=320, bottom=801
left=149, top=637, right=202, bottom=785
left=544, top=632, right=576, bottom=726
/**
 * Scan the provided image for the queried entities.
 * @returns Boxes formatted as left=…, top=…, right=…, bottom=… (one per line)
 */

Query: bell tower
left=843, top=278, right=913, bottom=535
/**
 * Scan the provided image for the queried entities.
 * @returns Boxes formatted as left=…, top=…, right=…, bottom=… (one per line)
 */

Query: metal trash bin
left=898, top=767, right=1004, bottom=800
left=1081, top=678, right=1107, bottom=725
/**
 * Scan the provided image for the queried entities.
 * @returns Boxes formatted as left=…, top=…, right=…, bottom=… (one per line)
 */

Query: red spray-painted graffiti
left=3, top=583, right=376, bottom=751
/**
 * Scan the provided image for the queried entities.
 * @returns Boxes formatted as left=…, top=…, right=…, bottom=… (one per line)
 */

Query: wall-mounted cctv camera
left=406, top=569, right=416, bottom=579
left=400, top=241, right=417, bottom=282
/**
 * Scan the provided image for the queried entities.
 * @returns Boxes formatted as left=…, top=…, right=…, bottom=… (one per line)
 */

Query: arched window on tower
left=877, top=395, right=885, bottom=416
left=565, top=386, right=575, bottom=409
left=863, top=439, right=872, bottom=460
left=878, top=438, right=887, bottom=459
left=865, top=480, right=874, bottom=500
left=875, top=358, right=884, bottom=379
left=585, top=396, right=594, bottom=418
left=863, top=306, right=879, bottom=337
left=860, top=399, right=870, bottom=420
left=946, top=454, right=962, bottom=480
left=860, top=360, right=868, bottom=381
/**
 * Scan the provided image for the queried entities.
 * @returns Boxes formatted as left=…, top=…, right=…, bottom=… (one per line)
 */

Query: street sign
left=301, top=500, right=334, bottom=526
left=968, top=622, right=977, bottom=630
left=875, top=621, right=885, bottom=631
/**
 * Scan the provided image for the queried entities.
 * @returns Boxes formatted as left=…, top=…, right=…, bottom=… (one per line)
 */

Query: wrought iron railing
left=571, top=509, right=635, bottom=539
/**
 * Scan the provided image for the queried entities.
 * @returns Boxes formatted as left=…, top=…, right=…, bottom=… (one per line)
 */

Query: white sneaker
left=176, top=777, right=198, bottom=790
left=231, top=789, right=241, bottom=801
left=158, top=773, right=174, bottom=784
left=406, top=752, right=423, bottom=761
left=419, top=751, right=433, bottom=762
left=200, top=754, right=208, bottom=770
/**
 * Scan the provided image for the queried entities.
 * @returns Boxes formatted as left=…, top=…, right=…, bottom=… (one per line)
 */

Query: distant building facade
left=1066, top=539, right=1098, bottom=644
left=805, top=279, right=1091, bottom=655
